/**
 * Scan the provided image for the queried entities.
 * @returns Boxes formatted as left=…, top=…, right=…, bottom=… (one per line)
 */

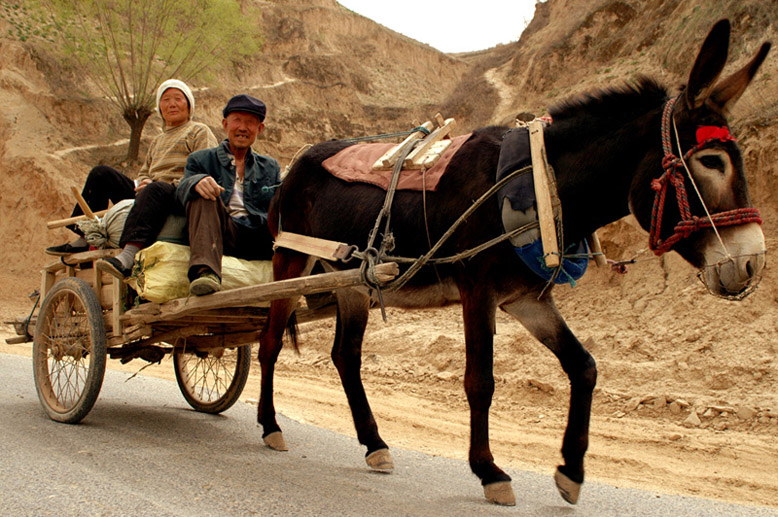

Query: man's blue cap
left=223, top=94, right=266, bottom=121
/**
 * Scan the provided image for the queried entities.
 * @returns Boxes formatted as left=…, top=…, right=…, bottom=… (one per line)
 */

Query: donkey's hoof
left=366, top=448, right=394, bottom=473
left=554, top=468, right=581, bottom=504
left=263, top=431, right=288, bottom=451
left=483, top=481, right=516, bottom=506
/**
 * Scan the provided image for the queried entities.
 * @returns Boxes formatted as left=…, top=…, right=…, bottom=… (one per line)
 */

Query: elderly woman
left=47, top=80, right=217, bottom=270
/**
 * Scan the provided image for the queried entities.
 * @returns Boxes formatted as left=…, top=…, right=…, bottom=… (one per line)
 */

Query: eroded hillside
left=0, top=0, right=776, bottom=310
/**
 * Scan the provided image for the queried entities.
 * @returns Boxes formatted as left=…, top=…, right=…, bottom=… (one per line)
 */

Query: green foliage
left=40, top=0, right=261, bottom=111
left=2, top=0, right=263, bottom=160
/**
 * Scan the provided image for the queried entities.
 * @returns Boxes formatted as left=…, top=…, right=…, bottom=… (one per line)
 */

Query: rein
left=353, top=165, right=537, bottom=295
left=648, top=96, right=762, bottom=255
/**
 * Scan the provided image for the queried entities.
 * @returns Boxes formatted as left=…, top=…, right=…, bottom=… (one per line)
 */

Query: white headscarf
left=156, top=79, right=195, bottom=120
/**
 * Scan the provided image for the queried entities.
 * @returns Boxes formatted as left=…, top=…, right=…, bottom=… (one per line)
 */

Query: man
left=176, top=94, right=280, bottom=296
left=48, top=79, right=216, bottom=263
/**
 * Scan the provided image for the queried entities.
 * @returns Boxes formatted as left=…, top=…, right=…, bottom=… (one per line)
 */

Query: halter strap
left=648, top=96, right=762, bottom=255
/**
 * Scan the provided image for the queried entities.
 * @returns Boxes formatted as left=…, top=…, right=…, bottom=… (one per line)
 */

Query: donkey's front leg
left=331, top=289, right=392, bottom=472
left=502, top=296, right=597, bottom=504
left=257, top=295, right=296, bottom=451
left=257, top=252, right=313, bottom=451
left=461, top=290, right=515, bottom=506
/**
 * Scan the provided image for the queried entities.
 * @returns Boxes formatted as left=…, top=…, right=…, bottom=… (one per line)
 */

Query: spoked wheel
left=173, top=344, right=251, bottom=413
left=32, top=277, right=107, bottom=424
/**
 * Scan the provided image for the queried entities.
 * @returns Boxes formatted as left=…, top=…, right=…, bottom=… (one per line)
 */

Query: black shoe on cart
left=97, top=257, right=131, bottom=279
left=46, top=242, right=89, bottom=256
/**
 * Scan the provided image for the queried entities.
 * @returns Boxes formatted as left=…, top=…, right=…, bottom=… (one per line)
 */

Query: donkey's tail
left=284, top=311, right=300, bottom=354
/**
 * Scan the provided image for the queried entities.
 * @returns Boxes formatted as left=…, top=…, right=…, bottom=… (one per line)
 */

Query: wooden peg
left=403, top=118, right=456, bottom=168
left=373, top=121, right=435, bottom=170
left=71, top=186, right=97, bottom=220
left=528, top=120, right=560, bottom=269
left=587, top=232, right=608, bottom=268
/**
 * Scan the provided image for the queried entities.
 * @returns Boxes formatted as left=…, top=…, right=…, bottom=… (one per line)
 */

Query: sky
left=337, top=1, right=538, bottom=53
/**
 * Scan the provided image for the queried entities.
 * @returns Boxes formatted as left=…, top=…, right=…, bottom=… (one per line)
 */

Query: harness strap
left=648, top=96, right=762, bottom=255
left=360, top=166, right=534, bottom=292
left=362, top=138, right=420, bottom=320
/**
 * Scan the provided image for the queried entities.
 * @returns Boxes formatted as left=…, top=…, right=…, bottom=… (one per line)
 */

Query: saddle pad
left=127, top=241, right=273, bottom=304
left=321, top=133, right=473, bottom=191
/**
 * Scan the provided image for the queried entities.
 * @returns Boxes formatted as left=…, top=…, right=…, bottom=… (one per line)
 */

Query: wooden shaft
left=529, top=121, right=561, bottom=268
left=71, top=186, right=97, bottom=219
left=274, top=231, right=353, bottom=261
left=121, top=262, right=400, bottom=325
left=587, top=232, right=608, bottom=268
left=47, top=209, right=110, bottom=229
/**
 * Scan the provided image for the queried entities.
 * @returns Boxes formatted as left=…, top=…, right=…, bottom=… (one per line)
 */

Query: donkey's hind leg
left=502, top=295, right=597, bottom=504
left=331, top=288, right=392, bottom=472
left=460, top=288, right=515, bottom=505
left=257, top=251, right=314, bottom=451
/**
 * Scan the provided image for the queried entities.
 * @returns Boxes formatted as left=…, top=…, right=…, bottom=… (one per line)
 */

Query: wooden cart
left=7, top=246, right=397, bottom=424
left=4, top=115, right=457, bottom=424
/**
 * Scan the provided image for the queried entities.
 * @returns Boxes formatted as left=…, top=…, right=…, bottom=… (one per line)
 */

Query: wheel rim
left=176, top=348, right=238, bottom=404
left=35, top=289, right=96, bottom=413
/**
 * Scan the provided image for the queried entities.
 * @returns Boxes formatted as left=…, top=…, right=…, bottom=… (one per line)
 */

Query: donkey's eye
left=699, top=155, right=725, bottom=172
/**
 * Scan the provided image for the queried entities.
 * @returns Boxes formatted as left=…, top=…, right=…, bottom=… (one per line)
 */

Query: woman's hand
left=134, top=178, right=152, bottom=192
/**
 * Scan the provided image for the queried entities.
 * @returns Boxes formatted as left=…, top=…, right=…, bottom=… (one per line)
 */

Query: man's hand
left=134, top=178, right=152, bottom=192
left=194, top=176, right=225, bottom=200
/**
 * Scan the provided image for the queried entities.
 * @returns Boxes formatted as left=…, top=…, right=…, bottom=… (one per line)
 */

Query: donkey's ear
left=685, top=19, right=730, bottom=110
left=710, top=42, right=771, bottom=115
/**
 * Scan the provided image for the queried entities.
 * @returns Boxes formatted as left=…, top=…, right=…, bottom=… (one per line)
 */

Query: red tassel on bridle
left=696, top=125, right=736, bottom=145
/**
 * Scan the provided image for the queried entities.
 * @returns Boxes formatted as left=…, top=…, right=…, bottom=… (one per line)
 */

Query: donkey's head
left=632, top=19, right=769, bottom=299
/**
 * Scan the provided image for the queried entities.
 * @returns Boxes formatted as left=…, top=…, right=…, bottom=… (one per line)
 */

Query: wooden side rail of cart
left=27, top=249, right=398, bottom=347
left=9, top=241, right=398, bottom=424
left=117, top=259, right=398, bottom=351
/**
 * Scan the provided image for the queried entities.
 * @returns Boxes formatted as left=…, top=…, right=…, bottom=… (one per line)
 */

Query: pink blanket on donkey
left=321, top=133, right=472, bottom=191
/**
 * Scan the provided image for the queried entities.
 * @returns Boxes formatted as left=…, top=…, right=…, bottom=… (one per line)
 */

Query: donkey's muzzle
left=699, top=251, right=766, bottom=300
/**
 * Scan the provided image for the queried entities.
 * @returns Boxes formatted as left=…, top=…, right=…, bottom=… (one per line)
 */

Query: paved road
left=1, top=352, right=776, bottom=517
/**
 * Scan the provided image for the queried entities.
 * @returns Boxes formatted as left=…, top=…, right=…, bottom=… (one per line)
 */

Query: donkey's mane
left=549, top=76, right=667, bottom=126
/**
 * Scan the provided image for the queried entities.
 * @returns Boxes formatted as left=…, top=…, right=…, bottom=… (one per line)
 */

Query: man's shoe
left=46, top=242, right=89, bottom=256
left=97, top=257, right=132, bottom=279
left=189, top=271, right=221, bottom=296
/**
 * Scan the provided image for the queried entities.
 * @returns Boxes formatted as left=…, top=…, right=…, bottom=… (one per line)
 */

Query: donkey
left=257, top=20, right=769, bottom=505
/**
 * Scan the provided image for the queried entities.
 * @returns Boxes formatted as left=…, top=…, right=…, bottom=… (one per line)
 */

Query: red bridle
left=648, top=96, right=762, bottom=255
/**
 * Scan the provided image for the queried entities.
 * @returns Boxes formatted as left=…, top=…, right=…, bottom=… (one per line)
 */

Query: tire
left=173, top=344, right=251, bottom=414
left=32, top=277, right=107, bottom=424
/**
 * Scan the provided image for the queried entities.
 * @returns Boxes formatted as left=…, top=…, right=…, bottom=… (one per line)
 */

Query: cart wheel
left=32, top=277, right=107, bottom=424
left=173, top=344, right=251, bottom=414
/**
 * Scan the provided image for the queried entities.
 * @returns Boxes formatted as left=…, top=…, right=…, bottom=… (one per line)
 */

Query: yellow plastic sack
left=129, top=241, right=273, bottom=304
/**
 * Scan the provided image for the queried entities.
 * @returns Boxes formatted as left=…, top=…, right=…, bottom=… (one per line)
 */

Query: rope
left=339, top=126, right=431, bottom=144
left=421, top=165, right=447, bottom=296
left=357, top=166, right=534, bottom=292
left=23, top=290, right=40, bottom=338
left=673, top=118, right=732, bottom=261
left=381, top=221, right=540, bottom=264
left=283, top=144, right=313, bottom=177
left=648, top=96, right=762, bottom=255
